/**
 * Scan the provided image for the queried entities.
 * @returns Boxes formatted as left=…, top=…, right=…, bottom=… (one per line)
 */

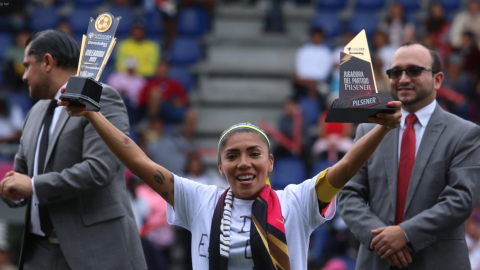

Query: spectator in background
left=449, top=0, right=480, bottom=49
left=127, top=176, right=150, bottom=231
left=0, top=220, right=16, bottom=270
left=0, top=0, right=26, bottom=33
left=458, top=31, right=480, bottom=83
left=139, top=61, right=197, bottom=140
left=372, top=55, right=390, bottom=93
left=115, top=24, right=160, bottom=78
left=184, top=154, right=228, bottom=188
left=466, top=218, right=480, bottom=270
left=371, top=30, right=397, bottom=74
left=312, top=103, right=353, bottom=164
left=292, top=28, right=332, bottom=108
left=423, top=2, right=451, bottom=53
left=107, top=58, right=147, bottom=124
left=0, top=98, right=23, bottom=145
left=379, top=2, right=415, bottom=47
left=3, top=30, right=30, bottom=93
left=141, top=117, right=190, bottom=176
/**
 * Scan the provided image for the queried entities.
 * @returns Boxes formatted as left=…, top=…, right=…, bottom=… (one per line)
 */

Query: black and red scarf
left=209, top=185, right=290, bottom=270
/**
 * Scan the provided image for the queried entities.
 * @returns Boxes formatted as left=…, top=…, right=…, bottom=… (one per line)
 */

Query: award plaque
left=325, top=30, right=395, bottom=123
left=59, top=13, right=121, bottom=111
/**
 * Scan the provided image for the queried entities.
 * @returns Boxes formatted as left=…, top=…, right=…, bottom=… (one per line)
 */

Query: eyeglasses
left=386, top=66, right=437, bottom=79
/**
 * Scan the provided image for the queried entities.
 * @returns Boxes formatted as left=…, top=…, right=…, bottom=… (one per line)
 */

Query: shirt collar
left=53, top=82, right=68, bottom=100
left=400, top=100, right=436, bottom=129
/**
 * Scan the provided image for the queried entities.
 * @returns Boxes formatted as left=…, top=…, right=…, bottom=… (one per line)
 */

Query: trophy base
left=325, top=92, right=395, bottom=123
left=59, top=76, right=102, bottom=112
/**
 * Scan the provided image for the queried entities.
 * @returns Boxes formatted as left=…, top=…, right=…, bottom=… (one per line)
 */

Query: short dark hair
left=399, top=41, right=442, bottom=73
left=25, top=29, right=79, bottom=70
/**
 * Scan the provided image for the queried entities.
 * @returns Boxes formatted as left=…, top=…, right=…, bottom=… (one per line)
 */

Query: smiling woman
left=59, top=97, right=402, bottom=270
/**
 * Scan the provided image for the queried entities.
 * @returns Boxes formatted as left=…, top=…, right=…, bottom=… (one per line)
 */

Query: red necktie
left=395, top=114, right=417, bottom=225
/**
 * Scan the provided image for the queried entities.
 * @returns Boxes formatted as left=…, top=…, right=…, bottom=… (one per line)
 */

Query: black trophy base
left=325, top=92, right=395, bottom=123
left=59, top=76, right=102, bottom=111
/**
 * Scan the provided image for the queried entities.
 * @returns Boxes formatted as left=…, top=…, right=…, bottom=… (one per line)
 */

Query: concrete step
left=195, top=46, right=296, bottom=76
left=196, top=107, right=283, bottom=135
left=206, top=18, right=309, bottom=46
left=199, top=77, right=291, bottom=105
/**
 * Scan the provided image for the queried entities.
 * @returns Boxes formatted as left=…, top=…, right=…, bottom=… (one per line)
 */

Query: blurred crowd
left=1, top=0, right=480, bottom=269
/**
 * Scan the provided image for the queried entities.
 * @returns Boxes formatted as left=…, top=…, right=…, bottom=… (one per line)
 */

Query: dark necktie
left=37, top=99, right=58, bottom=236
left=395, top=114, right=417, bottom=225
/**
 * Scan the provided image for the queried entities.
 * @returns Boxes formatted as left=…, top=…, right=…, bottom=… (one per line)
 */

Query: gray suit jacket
left=338, top=104, right=480, bottom=270
left=1, top=85, right=146, bottom=270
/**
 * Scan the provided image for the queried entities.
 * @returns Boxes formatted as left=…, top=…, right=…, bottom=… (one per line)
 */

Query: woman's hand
left=57, top=87, right=90, bottom=117
left=369, top=101, right=402, bottom=130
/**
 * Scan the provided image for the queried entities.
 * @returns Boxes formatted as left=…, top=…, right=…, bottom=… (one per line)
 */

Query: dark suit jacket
left=338, top=104, right=480, bottom=270
left=1, top=85, right=147, bottom=270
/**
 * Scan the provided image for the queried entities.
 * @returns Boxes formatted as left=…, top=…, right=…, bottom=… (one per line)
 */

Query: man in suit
left=0, top=29, right=147, bottom=269
left=338, top=42, right=480, bottom=269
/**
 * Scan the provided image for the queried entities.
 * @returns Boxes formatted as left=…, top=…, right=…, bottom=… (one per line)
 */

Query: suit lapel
left=404, top=104, right=446, bottom=214
left=26, top=101, right=49, bottom=176
left=382, top=125, right=399, bottom=213
left=44, top=109, right=69, bottom=171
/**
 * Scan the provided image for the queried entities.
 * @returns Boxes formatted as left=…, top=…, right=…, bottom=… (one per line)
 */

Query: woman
left=59, top=94, right=402, bottom=270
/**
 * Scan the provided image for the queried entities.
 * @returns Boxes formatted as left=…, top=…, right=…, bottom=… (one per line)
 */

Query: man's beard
left=390, top=84, right=433, bottom=106
left=29, top=73, right=51, bottom=100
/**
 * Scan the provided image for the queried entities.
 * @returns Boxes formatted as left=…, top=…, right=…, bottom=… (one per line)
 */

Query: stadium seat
left=169, top=37, right=202, bottom=65
left=355, top=0, right=385, bottom=11
left=298, top=96, right=321, bottom=126
left=310, top=159, right=335, bottom=178
left=29, top=6, right=61, bottom=32
left=271, top=157, right=307, bottom=190
left=9, top=92, right=33, bottom=115
left=73, top=0, right=106, bottom=6
left=68, top=7, right=95, bottom=36
left=169, top=65, right=193, bottom=93
left=310, top=11, right=342, bottom=39
left=437, top=0, right=461, bottom=10
left=109, top=6, right=135, bottom=37
left=177, top=7, right=210, bottom=37
left=395, top=0, right=421, bottom=12
left=316, top=0, right=348, bottom=11
left=348, top=12, right=378, bottom=38
left=143, top=10, right=163, bottom=38
left=0, top=32, right=13, bottom=62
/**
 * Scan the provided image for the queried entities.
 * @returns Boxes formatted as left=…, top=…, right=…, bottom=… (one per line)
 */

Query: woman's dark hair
left=400, top=41, right=442, bottom=73
left=217, top=124, right=271, bottom=164
left=25, top=29, right=79, bottom=70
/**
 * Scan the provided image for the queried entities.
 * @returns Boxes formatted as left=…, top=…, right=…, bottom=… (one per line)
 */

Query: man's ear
left=43, top=53, right=56, bottom=73
left=217, top=162, right=225, bottom=177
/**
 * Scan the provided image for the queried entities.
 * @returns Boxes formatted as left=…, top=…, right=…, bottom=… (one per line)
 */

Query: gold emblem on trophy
left=95, top=14, right=113, bottom=32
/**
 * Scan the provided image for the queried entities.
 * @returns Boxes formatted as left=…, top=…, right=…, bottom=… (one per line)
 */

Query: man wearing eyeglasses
left=338, top=41, right=480, bottom=270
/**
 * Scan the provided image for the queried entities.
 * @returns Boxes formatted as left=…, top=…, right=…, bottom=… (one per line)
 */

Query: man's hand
left=385, top=246, right=412, bottom=268
left=370, top=225, right=408, bottom=258
left=0, top=171, right=33, bottom=200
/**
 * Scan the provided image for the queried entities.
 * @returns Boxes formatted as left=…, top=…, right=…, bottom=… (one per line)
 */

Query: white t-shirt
left=167, top=173, right=336, bottom=270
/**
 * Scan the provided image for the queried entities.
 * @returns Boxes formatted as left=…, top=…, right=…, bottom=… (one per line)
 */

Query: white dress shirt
left=30, top=85, right=65, bottom=236
left=397, top=99, right=436, bottom=241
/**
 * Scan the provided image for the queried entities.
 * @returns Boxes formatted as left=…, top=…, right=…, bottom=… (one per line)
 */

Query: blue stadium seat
left=143, top=10, right=163, bottom=38
left=348, top=12, right=378, bottom=38
left=29, top=6, right=61, bottom=32
left=298, top=96, right=321, bottom=126
left=395, top=0, right=421, bottom=12
left=271, top=157, right=307, bottom=190
left=177, top=7, right=210, bottom=37
left=73, top=0, right=106, bottom=6
left=68, top=7, right=95, bottom=36
left=169, top=65, right=193, bottom=93
left=355, top=0, right=385, bottom=11
left=437, top=0, right=461, bottom=10
left=317, top=0, right=348, bottom=11
left=169, top=37, right=202, bottom=65
left=0, top=32, right=13, bottom=62
left=310, top=11, right=342, bottom=39
left=110, top=6, right=135, bottom=37
left=310, top=159, right=336, bottom=178
left=9, top=92, right=33, bottom=115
